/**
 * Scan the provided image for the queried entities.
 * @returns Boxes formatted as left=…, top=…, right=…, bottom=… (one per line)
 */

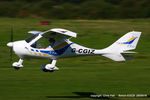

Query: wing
left=28, top=31, right=42, bottom=34
left=41, top=28, right=77, bottom=39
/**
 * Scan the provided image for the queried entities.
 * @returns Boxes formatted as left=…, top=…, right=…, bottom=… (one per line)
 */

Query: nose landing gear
left=12, top=59, right=24, bottom=70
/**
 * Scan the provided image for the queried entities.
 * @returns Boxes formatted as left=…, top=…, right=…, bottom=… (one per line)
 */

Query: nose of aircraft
left=7, top=42, right=13, bottom=47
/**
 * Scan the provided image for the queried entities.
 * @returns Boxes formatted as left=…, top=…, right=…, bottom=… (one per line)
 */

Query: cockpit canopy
left=25, top=28, right=77, bottom=49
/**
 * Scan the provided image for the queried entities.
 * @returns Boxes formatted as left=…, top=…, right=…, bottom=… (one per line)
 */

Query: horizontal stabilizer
left=121, top=51, right=137, bottom=54
left=102, top=53, right=132, bottom=61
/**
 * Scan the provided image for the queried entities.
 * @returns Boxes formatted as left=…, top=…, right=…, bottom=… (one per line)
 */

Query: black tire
left=40, top=64, right=54, bottom=72
left=14, top=67, right=20, bottom=70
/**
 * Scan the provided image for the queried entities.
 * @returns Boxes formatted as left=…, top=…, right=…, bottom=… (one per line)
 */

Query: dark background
left=1, top=0, right=150, bottom=19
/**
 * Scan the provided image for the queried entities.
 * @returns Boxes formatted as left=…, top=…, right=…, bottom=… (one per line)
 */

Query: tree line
left=0, top=0, right=150, bottom=19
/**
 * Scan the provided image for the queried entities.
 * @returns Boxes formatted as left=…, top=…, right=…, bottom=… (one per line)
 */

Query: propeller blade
left=11, top=26, right=13, bottom=42
left=10, top=26, right=13, bottom=62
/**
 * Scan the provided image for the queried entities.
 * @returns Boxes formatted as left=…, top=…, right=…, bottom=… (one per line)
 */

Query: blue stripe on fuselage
left=40, top=43, right=73, bottom=56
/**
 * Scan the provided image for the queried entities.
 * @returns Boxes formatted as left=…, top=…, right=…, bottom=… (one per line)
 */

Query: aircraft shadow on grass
left=46, top=92, right=118, bottom=100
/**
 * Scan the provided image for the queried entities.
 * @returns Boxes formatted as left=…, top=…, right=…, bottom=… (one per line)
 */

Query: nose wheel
left=12, top=59, right=24, bottom=70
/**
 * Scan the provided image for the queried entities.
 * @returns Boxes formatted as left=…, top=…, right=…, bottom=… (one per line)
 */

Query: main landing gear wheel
left=40, top=60, right=59, bottom=72
left=14, top=67, right=21, bottom=70
left=40, top=64, right=59, bottom=72
left=41, top=64, right=54, bottom=72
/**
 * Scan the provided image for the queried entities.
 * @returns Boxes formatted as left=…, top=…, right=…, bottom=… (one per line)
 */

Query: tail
left=102, top=31, right=141, bottom=61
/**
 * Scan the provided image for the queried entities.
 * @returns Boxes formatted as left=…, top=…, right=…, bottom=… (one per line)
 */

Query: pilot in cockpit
left=49, top=38, right=55, bottom=46
left=46, top=38, right=55, bottom=49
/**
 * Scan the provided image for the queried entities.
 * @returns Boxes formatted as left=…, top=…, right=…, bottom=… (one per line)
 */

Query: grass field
left=0, top=18, right=150, bottom=100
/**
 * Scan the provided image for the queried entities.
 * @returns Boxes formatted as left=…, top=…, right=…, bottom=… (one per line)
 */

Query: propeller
left=10, top=26, right=13, bottom=61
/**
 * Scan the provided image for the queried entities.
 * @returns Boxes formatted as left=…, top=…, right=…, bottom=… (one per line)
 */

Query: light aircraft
left=7, top=28, right=141, bottom=72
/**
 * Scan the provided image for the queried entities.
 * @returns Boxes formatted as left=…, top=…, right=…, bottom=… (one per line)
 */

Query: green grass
left=0, top=18, right=150, bottom=100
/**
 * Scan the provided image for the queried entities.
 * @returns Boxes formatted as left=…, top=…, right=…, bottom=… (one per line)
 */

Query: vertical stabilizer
left=105, top=31, right=141, bottom=52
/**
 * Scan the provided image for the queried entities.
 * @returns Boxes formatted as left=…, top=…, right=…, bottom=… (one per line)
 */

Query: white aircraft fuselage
left=12, top=39, right=104, bottom=60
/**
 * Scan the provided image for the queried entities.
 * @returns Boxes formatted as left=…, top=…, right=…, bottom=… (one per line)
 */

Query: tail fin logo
left=119, top=37, right=137, bottom=45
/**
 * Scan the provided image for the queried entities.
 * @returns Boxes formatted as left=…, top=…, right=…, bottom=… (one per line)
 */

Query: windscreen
left=25, top=34, right=38, bottom=43
left=33, top=37, right=51, bottom=49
